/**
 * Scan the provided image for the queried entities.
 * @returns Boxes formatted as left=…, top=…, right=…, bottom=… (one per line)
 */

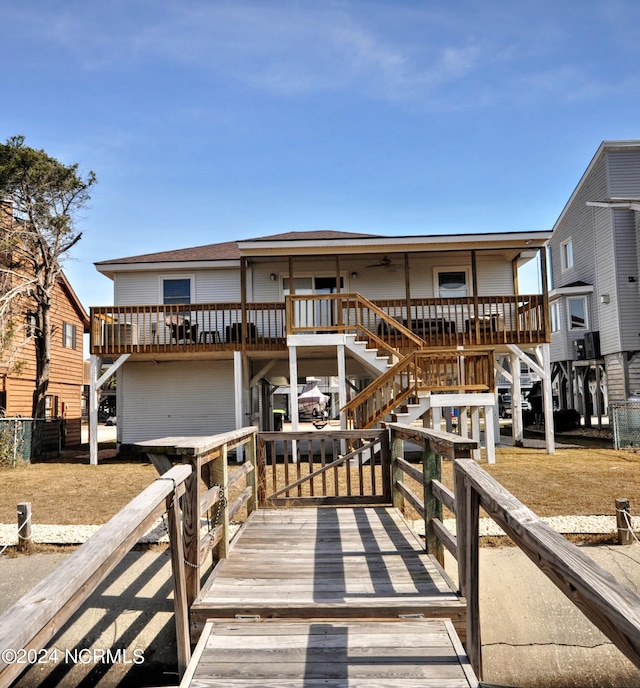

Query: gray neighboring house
left=549, top=140, right=640, bottom=421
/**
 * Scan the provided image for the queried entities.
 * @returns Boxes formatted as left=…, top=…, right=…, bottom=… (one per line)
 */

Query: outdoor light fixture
left=270, top=273, right=277, bottom=281
left=600, top=294, right=610, bottom=304
left=351, top=272, right=358, bottom=279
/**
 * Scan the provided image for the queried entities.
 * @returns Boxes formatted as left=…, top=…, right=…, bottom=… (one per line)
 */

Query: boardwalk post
left=616, top=498, right=632, bottom=546
left=391, top=430, right=405, bottom=511
left=246, top=431, right=258, bottom=514
left=256, top=435, right=267, bottom=507
left=453, top=462, right=467, bottom=597
left=183, top=455, right=202, bottom=607
left=423, top=441, right=444, bottom=566
left=465, top=482, right=482, bottom=680
left=17, top=502, right=31, bottom=552
left=165, top=487, right=190, bottom=677
left=212, top=443, right=230, bottom=559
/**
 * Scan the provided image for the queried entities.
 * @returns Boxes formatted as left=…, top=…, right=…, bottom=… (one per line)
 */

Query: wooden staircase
left=343, top=328, right=495, bottom=429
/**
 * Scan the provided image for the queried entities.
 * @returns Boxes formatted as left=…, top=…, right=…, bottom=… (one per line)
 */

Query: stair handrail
left=286, top=292, right=427, bottom=350
left=343, top=349, right=494, bottom=428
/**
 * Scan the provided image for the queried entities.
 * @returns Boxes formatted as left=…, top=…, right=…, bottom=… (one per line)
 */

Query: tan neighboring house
left=89, top=229, right=554, bottom=464
left=0, top=272, right=89, bottom=447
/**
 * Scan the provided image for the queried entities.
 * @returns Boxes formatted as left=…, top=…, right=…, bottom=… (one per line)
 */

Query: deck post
left=89, top=354, right=100, bottom=465
left=510, top=351, right=524, bottom=447
left=470, top=407, right=481, bottom=460
left=423, top=441, right=444, bottom=566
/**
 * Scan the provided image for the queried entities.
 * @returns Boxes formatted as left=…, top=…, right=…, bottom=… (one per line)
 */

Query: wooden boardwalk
left=186, top=506, right=473, bottom=687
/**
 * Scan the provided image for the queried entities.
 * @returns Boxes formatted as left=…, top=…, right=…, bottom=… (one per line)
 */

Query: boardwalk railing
left=384, top=423, right=640, bottom=681
left=129, top=428, right=259, bottom=610
left=387, top=423, right=478, bottom=569
left=256, top=429, right=391, bottom=507
left=0, top=464, right=192, bottom=687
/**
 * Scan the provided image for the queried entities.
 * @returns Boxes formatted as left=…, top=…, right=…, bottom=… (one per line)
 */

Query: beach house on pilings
left=88, top=229, right=554, bottom=464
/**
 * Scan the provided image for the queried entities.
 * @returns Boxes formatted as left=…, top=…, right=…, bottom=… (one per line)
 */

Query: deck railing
left=288, top=292, right=547, bottom=348
left=343, top=349, right=495, bottom=429
left=90, top=302, right=286, bottom=355
left=386, top=423, right=640, bottom=681
left=89, top=293, right=547, bottom=355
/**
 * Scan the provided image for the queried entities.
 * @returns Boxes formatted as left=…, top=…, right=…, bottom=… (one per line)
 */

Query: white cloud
left=3, top=0, right=638, bottom=111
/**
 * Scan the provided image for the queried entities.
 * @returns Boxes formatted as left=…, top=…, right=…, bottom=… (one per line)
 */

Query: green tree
left=0, top=135, right=96, bottom=431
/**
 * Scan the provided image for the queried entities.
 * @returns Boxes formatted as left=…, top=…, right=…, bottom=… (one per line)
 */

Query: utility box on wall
left=584, top=331, right=601, bottom=359
left=572, top=338, right=586, bottom=361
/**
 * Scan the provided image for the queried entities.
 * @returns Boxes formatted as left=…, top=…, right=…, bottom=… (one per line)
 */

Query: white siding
left=593, top=207, right=620, bottom=355
left=608, top=150, right=640, bottom=197
left=113, top=269, right=240, bottom=305
left=613, top=209, right=640, bottom=352
left=117, top=360, right=235, bottom=442
left=550, top=156, right=607, bottom=291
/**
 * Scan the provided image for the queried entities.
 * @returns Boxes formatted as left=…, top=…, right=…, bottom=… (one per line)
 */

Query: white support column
left=459, top=407, right=469, bottom=438
left=234, top=351, right=245, bottom=463
left=539, top=343, right=555, bottom=454
left=337, top=343, right=347, bottom=430
left=494, top=384, right=501, bottom=444
left=89, top=354, right=101, bottom=466
left=484, top=405, right=496, bottom=464
left=289, top=345, right=299, bottom=432
left=510, top=352, right=524, bottom=447
left=431, top=407, right=442, bottom=431
left=470, top=406, right=481, bottom=461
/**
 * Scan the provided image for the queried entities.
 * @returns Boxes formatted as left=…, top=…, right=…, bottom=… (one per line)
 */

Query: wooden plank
left=432, top=479, right=456, bottom=515
left=0, top=465, right=192, bottom=687
left=395, top=480, right=425, bottom=519
left=455, top=458, right=640, bottom=671
left=395, top=456, right=424, bottom=484
left=432, top=517, right=457, bottom=559
left=181, top=619, right=477, bottom=688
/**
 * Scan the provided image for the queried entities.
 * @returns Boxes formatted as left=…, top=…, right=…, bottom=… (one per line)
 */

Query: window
left=561, top=239, right=574, bottom=271
left=162, top=277, right=192, bottom=305
left=567, top=296, right=587, bottom=330
left=62, top=322, right=77, bottom=349
left=550, top=302, right=561, bottom=333
left=44, top=394, right=59, bottom=419
left=434, top=268, right=470, bottom=298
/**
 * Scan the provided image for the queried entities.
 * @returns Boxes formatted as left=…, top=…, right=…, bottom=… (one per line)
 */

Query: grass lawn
left=1, top=444, right=639, bottom=526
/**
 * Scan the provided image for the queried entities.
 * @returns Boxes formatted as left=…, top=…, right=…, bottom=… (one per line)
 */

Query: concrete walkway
left=1, top=542, right=640, bottom=687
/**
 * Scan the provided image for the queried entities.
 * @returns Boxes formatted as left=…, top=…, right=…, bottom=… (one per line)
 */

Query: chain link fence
left=0, top=418, right=62, bottom=465
left=611, top=403, right=640, bottom=449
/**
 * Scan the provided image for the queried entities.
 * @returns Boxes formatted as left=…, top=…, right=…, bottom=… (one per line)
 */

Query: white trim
left=560, top=238, right=574, bottom=271
left=96, top=260, right=240, bottom=278
left=549, top=284, right=594, bottom=298
left=567, top=295, right=588, bottom=331
left=433, top=266, right=471, bottom=298
left=158, top=273, right=195, bottom=304
left=238, top=231, right=552, bottom=255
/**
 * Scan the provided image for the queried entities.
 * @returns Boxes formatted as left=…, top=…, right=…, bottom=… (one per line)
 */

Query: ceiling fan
left=365, top=256, right=400, bottom=271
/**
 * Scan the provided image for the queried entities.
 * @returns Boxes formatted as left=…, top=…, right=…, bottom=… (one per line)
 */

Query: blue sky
left=2, top=0, right=640, bottom=307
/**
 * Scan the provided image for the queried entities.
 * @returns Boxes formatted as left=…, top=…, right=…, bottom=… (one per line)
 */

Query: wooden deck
left=181, top=618, right=478, bottom=687
left=187, top=506, right=471, bottom=686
